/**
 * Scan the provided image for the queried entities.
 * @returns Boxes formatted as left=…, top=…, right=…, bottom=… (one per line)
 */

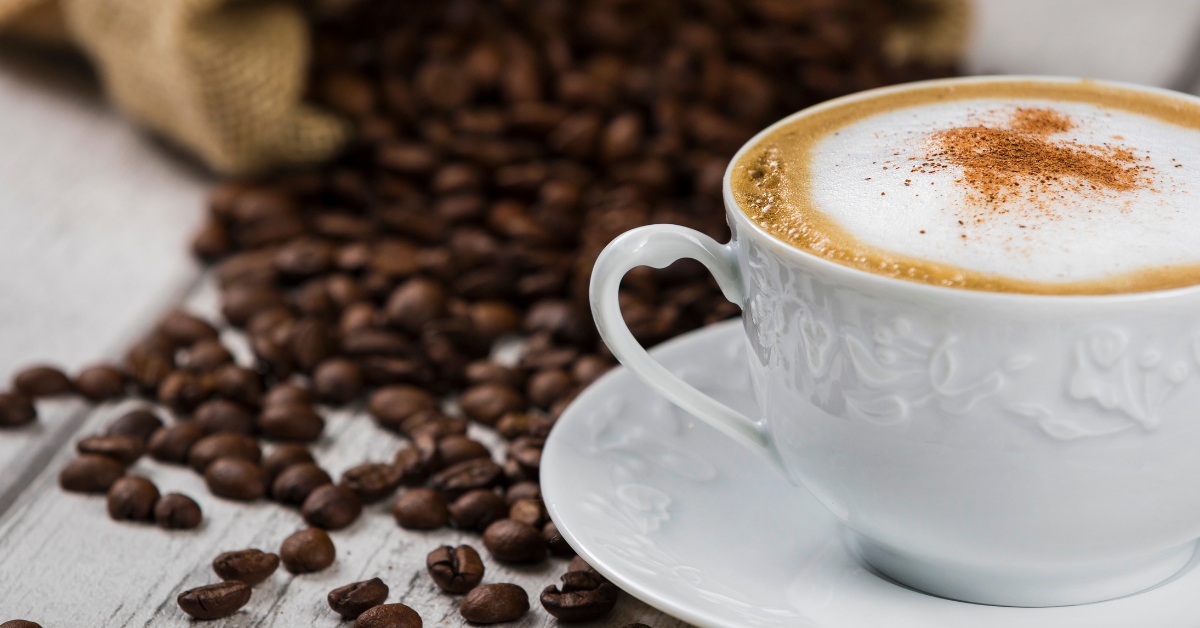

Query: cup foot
left=848, top=531, right=1198, bottom=607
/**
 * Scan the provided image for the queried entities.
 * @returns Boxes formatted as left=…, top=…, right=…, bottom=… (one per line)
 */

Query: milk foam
left=809, top=99, right=1200, bottom=283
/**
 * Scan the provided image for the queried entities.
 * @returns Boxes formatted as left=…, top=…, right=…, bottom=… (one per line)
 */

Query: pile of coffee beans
left=2, top=0, right=955, bottom=624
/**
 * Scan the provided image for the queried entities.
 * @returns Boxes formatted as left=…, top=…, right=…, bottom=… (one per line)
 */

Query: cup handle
left=589, top=225, right=788, bottom=477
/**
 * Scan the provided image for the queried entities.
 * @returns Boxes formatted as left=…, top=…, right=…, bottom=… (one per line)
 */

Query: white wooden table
left=4, top=4, right=1200, bottom=625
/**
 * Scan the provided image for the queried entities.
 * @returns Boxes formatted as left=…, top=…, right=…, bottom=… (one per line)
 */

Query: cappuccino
left=730, top=79, right=1200, bottom=294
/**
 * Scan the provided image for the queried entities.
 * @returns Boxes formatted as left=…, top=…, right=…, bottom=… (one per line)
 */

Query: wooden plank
left=0, top=44, right=210, bottom=512
left=0, top=274, right=695, bottom=627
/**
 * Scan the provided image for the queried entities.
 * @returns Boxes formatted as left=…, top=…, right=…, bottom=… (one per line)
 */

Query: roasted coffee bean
left=340, top=463, right=403, bottom=503
left=125, top=336, right=173, bottom=392
left=448, top=489, right=507, bottom=532
left=508, top=436, right=544, bottom=478
left=543, top=520, right=574, bottom=556
left=567, top=555, right=606, bottom=580
left=280, top=528, right=336, bottom=573
left=368, top=385, right=435, bottom=430
left=504, top=481, right=541, bottom=507
left=401, top=411, right=467, bottom=440
left=623, top=624, right=652, bottom=628
left=467, top=301, right=520, bottom=338
left=509, top=498, right=548, bottom=528
left=194, top=399, right=255, bottom=435
left=106, top=476, right=160, bottom=521
left=303, top=484, right=362, bottom=530
left=188, top=432, right=261, bottom=473
left=212, top=364, right=263, bottom=407
left=263, top=383, right=313, bottom=407
left=76, top=435, right=145, bottom=466
left=158, top=370, right=211, bottom=413
left=177, top=581, right=252, bottom=620
left=436, top=435, right=490, bottom=467
left=527, top=369, right=573, bottom=408
left=392, top=488, right=447, bottom=529
left=426, top=544, right=484, bottom=594
left=313, top=358, right=364, bottom=403
left=75, top=364, right=127, bottom=401
left=205, top=457, right=265, bottom=501
left=155, top=493, right=203, bottom=529
left=59, top=454, right=125, bottom=493
left=102, top=409, right=163, bottom=441
left=385, top=277, right=447, bottom=331
left=502, top=458, right=528, bottom=484
left=213, top=549, right=280, bottom=585
left=0, top=621, right=42, bottom=628
left=13, top=365, right=72, bottom=398
left=431, top=458, right=505, bottom=500
left=272, top=462, right=332, bottom=505
left=464, top=360, right=525, bottom=388
left=0, top=392, right=36, bottom=427
left=258, top=403, right=325, bottom=442
left=222, top=284, right=287, bottom=326
left=327, top=577, right=390, bottom=619
left=495, top=412, right=553, bottom=439
left=459, top=383, right=524, bottom=426
left=393, top=440, right=437, bottom=485
left=158, top=309, right=219, bottom=345
left=540, top=571, right=619, bottom=622
left=571, top=355, right=612, bottom=387
left=460, top=583, right=529, bottom=624
left=262, top=443, right=315, bottom=484
left=148, top=423, right=205, bottom=464
left=353, top=603, right=422, bottom=628
left=183, top=338, right=234, bottom=371
left=483, top=519, right=546, bottom=563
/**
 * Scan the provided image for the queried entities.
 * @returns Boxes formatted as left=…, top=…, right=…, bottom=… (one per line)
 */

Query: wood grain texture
left=0, top=274, right=696, bottom=627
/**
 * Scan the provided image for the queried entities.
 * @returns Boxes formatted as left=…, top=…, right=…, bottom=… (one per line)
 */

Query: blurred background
left=3, top=0, right=1200, bottom=379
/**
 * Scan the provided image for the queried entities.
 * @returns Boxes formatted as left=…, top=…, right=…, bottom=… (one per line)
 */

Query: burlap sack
left=0, top=0, right=968, bottom=176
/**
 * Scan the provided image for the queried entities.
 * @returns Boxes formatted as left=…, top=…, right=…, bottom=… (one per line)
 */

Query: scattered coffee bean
left=543, top=521, right=574, bottom=557
left=158, top=309, right=219, bottom=345
left=464, top=360, right=525, bottom=388
left=0, top=621, right=42, bottom=628
left=183, top=338, right=234, bottom=371
left=75, top=364, right=127, bottom=401
left=368, top=385, right=436, bottom=430
left=148, top=423, right=205, bottom=464
left=157, top=370, right=211, bottom=413
left=509, top=498, right=548, bottom=528
left=460, top=583, right=529, bottom=624
left=212, top=364, right=263, bottom=407
left=436, top=435, right=490, bottom=467
left=106, top=476, right=160, bottom=521
left=504, top=481, right=541, bottom=507
left=483, top=519, right=546, bottom=563
left=155, top=493, right=203, bottom=529
left=263, top=383, right=314, bottom=407
left=280, top=528, right=336, bottom=573
left=448, top=489, right=507, bottom=532
left=426, top=544, right=484, bottom=594
left=261, top=443, right=315, bottom=484
left=340, top=462, right=403, bottom=503
left=188, top=432, right=261, bottom=472
left=194, top=399, right=255, bottom=435
left=313, top=358, right=364, bottom=403
left=567, top=555, right=606, bottom=579
left=571, top=355, right=612, bottom=387
left=213, top=549, right=280, bottom=585
left=386, top=277, right=447, bottom=331
left=0, top=392, right=36, bottom=427
left=459, top=383, right=524, bottom=426
left=59, top=454, right=125, bottom=493
left=431, top=458, right=505, bottom=500
left=403, top=412, right=467, bottom=440
left=327, top=577, right=390, bottom=619
left=272, top=462, right=332, bottom=505
left=205, top=457, right=266, bottom=501
left=258, top=403, right=325, bottom=441
left=527, top=369, right=573, bottom=408
left=177, top=581, right=252, bottom=620
left=353, top=603, right=422, bottom=628
left=76, top=435, right=145, bottom=466
left=102, top=409, right=163, bottom=441
left=540, top=571, right=619, bottom=622
left=13, top=365, right=72, bottom=398
left=495, top=412, right=552, bottom=439
left=302, top=484, right=363, bottom=530
left=508, top=436, right=543, bottom=479
left=392, top=488, right=447, bottom=529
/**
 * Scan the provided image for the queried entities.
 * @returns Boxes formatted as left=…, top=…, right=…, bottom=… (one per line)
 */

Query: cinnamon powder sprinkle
left=921, top=107, right=1153, bottom=209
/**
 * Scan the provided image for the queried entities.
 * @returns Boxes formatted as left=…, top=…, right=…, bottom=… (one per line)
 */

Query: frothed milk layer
left=731, top=80, right=1200, bottom=294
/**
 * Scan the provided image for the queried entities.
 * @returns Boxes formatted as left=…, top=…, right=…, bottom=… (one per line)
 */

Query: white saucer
left=542, top=320, right=1200, bottom=628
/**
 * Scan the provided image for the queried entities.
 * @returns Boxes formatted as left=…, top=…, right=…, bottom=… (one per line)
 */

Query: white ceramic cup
left=588, top=76, right=1200, bottom=608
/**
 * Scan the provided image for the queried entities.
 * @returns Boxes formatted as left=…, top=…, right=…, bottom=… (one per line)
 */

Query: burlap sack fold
left=2, top=0, right=348, bottom=174
left=0, top=0, right=968, bottom=176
